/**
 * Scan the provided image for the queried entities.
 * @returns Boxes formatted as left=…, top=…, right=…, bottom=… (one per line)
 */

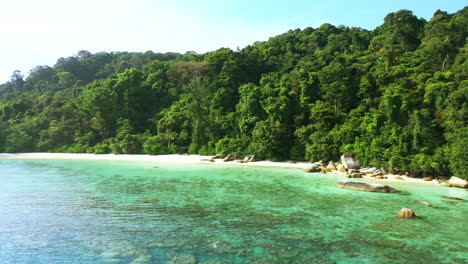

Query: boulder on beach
left=341, top=153, right=360, bottom=169
left=360, top=167, right=377, bottom=174
left=337, top=164, right=347, bottom=173
left=304, top=164, right=320, bottom=173
left=448, top=176, right=468, bottom=188
left=336, top=180, right=400, bottom=193
left=326, top=161, right=337, bottom=170
left=397, top=208, right=416, bottom=219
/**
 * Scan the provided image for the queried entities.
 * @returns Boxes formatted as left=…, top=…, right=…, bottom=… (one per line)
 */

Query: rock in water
left=341, top=153, right=360, bottom=169
left=442, top=196, right=465, bottom=201
left=448, top=176, right=468, bottom=188
left=304, top=164, right=320, bottom=173
left=414, top=200, right=432, bottom=207
left=397, top=208, right=416, bottom=219
left=336, top=180, right=399, bottom=193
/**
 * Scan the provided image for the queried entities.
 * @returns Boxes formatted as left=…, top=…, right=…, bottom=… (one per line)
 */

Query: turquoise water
left=0, top=159, right=466, bottom=264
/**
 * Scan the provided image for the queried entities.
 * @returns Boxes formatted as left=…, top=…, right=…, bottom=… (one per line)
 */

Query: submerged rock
left=397, top=208, right=416, bottom=219
left=414, top=200, right=432, bottom=207
left=336, top=180, right=400, bottom=193
left=170, top=254, right=196, bottom=264
left=341, top=153, right=360, bottom=169
left=448, top=176, right=468, bottom=188
left=442, top=196, right=464, bottom=201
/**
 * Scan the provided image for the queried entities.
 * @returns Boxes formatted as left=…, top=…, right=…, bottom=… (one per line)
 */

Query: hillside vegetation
left=0, top=8, right=466, bottom=178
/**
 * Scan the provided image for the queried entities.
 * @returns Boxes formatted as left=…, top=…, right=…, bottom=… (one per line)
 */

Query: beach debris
left=422, top=177, right=433, bottom=181
left=211, top=154, right=222, bottom=159
left=448, top=176, right=468, bottom=188
left=392, top=176, right=404, bottom=181
left=248, top=155, right=256, bottom=162
left=303, top=164, right=320, bottom=173
left=336, top=180, right=400, bottom=193
left=341, top=152, right=360, bottom=169
left=288, top=160, right=297, bottom=164
left=349, top=172, right=362, bottom=178
left=222, top=154, right=235, bottom=162
left=397, top=208, right=416, bottom=219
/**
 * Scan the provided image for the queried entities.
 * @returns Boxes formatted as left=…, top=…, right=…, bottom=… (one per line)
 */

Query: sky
left=0, top=0, right=465, bottom=83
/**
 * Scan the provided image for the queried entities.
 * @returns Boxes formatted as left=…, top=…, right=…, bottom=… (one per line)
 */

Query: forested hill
left=0, top=8, right=467, bottom=178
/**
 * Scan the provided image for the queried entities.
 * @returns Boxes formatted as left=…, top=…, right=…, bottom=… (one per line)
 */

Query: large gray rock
left=336, top=180, right=399, bottom=193
left=341, top=153, right=360, bottom=169
left=448, top=176, right=468, bottom=188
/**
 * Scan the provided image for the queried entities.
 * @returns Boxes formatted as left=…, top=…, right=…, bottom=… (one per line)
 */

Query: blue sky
left=0, top=0, right=465, bottom=83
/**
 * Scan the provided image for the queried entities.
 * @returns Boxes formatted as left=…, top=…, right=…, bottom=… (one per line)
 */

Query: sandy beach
left=0, top=153, right=312, bottom=169
left=0, top=153, right=454, bottom=186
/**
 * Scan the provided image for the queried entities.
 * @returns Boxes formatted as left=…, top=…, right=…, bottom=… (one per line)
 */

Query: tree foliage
left=0, top=8, right=467, bottom=178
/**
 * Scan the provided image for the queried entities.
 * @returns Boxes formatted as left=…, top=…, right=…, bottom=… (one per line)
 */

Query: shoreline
left=0, top=152, right=457, bottom=187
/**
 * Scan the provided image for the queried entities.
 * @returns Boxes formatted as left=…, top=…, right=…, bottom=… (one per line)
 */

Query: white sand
left=0, top=153, right=312, bottom=169
left=0, top=153, right=451, bottom=186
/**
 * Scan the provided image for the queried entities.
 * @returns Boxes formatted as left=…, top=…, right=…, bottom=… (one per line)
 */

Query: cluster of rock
left=303, top=153, right=468, bottom=189
left=304, top=154, right=365, bottom=178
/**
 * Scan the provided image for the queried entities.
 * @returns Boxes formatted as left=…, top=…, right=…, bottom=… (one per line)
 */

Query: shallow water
left=0, top=159, right=466, bottom=264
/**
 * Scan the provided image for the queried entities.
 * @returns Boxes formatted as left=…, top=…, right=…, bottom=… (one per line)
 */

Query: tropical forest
left=0, top=8, right=467, bottom=179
